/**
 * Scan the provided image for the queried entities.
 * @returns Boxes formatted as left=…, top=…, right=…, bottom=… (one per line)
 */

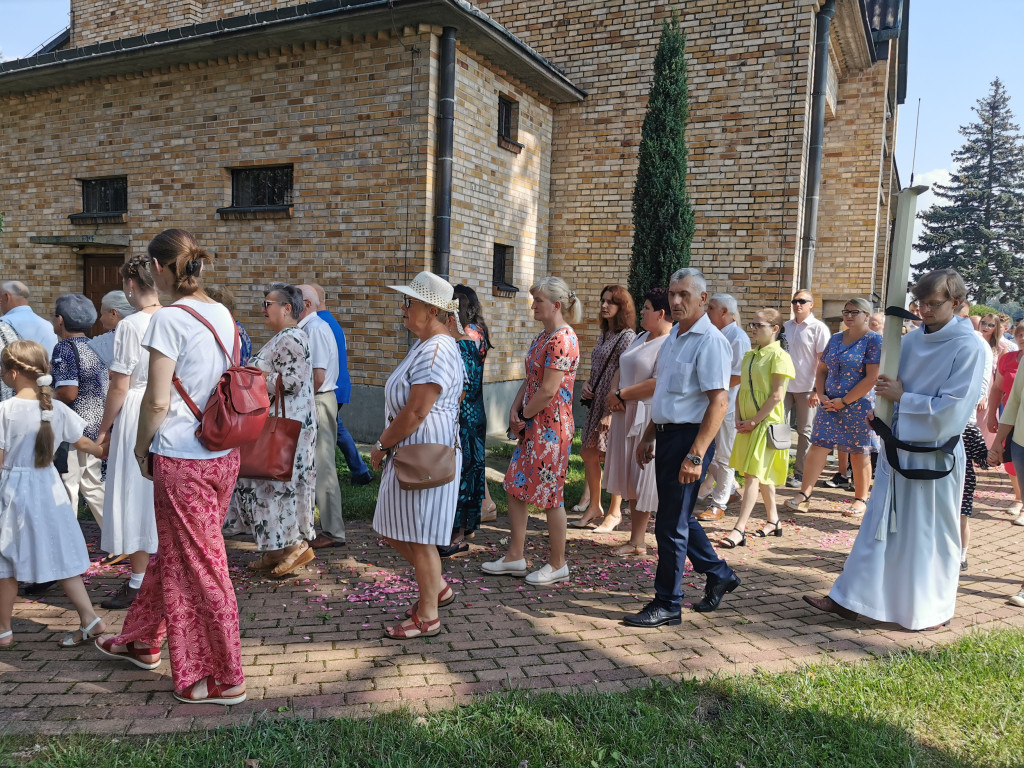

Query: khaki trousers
left=314, top=392, right=345, bottom=542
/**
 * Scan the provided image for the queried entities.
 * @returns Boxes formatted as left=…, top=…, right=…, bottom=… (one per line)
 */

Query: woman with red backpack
left=95, top=229, right=247, bottom=707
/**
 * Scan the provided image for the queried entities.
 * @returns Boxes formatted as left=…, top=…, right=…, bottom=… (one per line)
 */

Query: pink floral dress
left=503, top=326, right=579, bottom=509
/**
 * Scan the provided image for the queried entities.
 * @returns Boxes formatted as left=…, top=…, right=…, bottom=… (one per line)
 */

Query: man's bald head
left=0, top=281, right=30, bottom=312
left=298, top=284, right=320, bottom=319
left=309, top=283, right=326, bottom=306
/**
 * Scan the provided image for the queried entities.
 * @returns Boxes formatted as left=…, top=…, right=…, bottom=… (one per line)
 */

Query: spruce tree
left=913, top=78, right=1024, bottom=303
left=628, top=16, right=693, bottom=310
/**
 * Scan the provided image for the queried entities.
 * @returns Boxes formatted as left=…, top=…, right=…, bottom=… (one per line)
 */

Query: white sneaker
left=482, top=556, right=528, bottom=576
left=524, top=562, right=570, bottom=585
left=1013, top=514, right=1024, bottom=527
left=1009, top=590, right=1024, bottom=608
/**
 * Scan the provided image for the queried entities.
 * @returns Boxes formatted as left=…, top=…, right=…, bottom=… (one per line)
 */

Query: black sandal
left=437, top=540, right=470, bottom=558
left=756, top=520, right=783, bottom=537
left=718, top=527, right=746, bottom=549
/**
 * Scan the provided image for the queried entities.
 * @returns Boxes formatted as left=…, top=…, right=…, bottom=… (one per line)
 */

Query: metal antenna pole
left=909, top=98, right=921, bottom=186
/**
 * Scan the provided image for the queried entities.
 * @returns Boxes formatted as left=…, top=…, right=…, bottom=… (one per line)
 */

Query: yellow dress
left=729, top=341, right=795, bottom=485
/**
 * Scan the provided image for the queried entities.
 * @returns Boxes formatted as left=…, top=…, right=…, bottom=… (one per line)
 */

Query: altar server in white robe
left=804, top=269, right=983, bottom=631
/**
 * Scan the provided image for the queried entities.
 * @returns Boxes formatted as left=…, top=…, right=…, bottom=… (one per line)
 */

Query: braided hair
left=1, top=341, right=55, bottom=468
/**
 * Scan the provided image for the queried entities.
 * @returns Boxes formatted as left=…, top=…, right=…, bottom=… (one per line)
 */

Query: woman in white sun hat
left=369, top=271, right=466, bottom=640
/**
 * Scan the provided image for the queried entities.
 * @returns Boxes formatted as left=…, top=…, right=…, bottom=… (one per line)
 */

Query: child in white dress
left=0, top=341, right=107, bottom=649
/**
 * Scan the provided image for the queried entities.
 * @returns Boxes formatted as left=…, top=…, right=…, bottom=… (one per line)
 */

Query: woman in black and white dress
left=369, top=272, right=465, bottom=641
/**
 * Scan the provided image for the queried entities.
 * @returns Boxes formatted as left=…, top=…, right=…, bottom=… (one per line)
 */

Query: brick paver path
left=2, top=472, right=1023, bottom=735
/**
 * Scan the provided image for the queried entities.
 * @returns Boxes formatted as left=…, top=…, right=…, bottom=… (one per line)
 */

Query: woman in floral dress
left=786, top=298, right=881, bottom=517
left=575, top=285, right=635, bottom=529
left=223, top=284, right=316, bottom=578
left=484, top=277, right=581, bottom=586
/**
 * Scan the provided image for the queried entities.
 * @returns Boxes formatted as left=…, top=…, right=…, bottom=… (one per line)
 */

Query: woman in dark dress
left=439, top=289, right=488, bottom=556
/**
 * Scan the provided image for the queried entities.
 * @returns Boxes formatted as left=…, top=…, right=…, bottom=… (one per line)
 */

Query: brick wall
left=476, top=0, right=816, bottom=360
left=814, top=57, right=889, bottom=311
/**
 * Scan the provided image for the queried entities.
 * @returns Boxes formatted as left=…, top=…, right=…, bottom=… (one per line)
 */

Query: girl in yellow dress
left=719, top=309, right=795, bottom=548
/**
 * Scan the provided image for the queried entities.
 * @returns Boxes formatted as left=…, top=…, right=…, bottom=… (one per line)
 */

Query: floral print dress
left=223, top=326, right=317, bottom=550
left=809, top=331, right=882, bottom=455
left=504, top=326, right=579, bottom=509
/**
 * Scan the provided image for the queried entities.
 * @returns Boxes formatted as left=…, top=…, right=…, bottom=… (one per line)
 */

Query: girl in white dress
left=96, top=256, right=162, bottom=609
left=0, top=341, right=107, bottom=648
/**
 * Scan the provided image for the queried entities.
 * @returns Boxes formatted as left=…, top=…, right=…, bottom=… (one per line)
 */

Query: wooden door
left=83, top=255, right=125, bottom=337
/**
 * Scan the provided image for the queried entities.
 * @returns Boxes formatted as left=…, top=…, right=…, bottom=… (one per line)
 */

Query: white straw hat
left=388, top=271, right=464, bottom=333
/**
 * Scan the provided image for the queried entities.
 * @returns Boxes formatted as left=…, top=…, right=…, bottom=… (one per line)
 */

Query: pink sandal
left=173, top=677, right=247, bottom=706
left=385, top=611, right=441, bottom=639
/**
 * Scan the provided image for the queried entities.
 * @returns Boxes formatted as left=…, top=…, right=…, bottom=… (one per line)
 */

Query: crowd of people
left=0, top=228, right=1021, bottom=706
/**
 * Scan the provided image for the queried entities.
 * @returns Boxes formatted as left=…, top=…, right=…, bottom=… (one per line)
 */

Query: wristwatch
left=374, top=440, right=387, bottom=453
left=615, top=389, right=625, bottom=403
left=685, top=453, right=702, bottom=466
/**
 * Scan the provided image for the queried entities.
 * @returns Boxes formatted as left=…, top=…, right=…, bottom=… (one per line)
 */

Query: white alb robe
left=829, top=317, right=983, bottom=630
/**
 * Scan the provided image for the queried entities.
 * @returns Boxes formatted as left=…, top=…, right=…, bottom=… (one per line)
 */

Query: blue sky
left=2, top=0, right=1022, bottom=235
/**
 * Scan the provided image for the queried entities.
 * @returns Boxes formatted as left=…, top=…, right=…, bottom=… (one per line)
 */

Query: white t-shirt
left=720, top=321, right=752, bottom=412
left=143, top=299, right=235, bottom=459
left=298, top=313, right=339, bottom=394
left=783, top=314, right=831, bottom=393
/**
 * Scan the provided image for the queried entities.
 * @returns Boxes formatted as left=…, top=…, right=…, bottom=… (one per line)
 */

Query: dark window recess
left=230, top=165, right=293, bottom=208
left=492, top=244, right=518, bottom=294
left=81, top=177, right=127, bottom=214
left=497, top=96, right=524, bottom=154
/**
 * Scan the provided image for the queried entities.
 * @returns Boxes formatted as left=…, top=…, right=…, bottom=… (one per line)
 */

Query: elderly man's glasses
left=791, top=298, right=811, bottom=305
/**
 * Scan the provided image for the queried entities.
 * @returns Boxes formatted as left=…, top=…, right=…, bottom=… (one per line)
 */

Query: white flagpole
left=876, top=184, right=930, bottom=426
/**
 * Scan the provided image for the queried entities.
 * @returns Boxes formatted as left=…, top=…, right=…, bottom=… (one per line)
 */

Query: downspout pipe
left=799, top=0, right=836, bottom=288
left=432, top=26, right=457, bottom=280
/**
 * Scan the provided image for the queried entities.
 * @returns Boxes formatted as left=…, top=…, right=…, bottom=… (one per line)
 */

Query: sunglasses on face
left=791, top=299, right=811, bottom=305
left=748, top=322, right=772, bottom=329
left=263, top=300, right=285, bottom=309
left=979, top=321, right=996, bottom=328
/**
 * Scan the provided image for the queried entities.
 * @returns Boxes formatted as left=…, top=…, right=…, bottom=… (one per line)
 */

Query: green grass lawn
left=2, top=629, right=1022, bottom=767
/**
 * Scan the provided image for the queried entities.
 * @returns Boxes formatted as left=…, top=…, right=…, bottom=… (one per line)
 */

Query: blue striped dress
left=372, top=334, right=465, bottom=545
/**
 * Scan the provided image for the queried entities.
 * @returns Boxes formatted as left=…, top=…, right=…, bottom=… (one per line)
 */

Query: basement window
left=69, top=177, right=128, bottom=224
left=492, top=243, right=519, bottom=296
left=497, top=96, right=524, bottom=154
left=218, top=165, right=294, bottom=218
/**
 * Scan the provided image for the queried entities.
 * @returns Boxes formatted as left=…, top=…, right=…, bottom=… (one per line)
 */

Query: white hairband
left=36, top=375, right=52, bottom=387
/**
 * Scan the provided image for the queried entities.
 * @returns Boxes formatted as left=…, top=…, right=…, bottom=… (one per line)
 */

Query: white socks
left=128, top=572, right=145, bottom=590
left=960, top=547, right=968, bottom=563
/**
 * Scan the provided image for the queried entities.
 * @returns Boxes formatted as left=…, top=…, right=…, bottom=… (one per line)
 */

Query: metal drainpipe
left=799, top=0, right=836, bottom=288
left=432, top=27, right=457, bottom=280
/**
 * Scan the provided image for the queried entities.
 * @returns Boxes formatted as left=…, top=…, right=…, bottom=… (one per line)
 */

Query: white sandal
left=59, top=616, right=103, bottom=648
left=0, top=630, right=14, bottom=650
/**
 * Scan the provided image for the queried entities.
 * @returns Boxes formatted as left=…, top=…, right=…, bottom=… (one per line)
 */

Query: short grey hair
left=709, top=293, right=738, bottom=317
left=268, top=283, right=303, bottom=321
left=1, top=281, right=29, bottom=299
left=101, top=290, right=136, bottom=318
left=55, top=293, right=98, bottom=333
left=669, top=268, right=707, bottom=294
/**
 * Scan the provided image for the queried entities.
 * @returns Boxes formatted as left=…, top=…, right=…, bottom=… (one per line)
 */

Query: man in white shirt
left=697, top=294, right=750, bottom=521
left=0, top=281, right=59, bottom=356
left=623, top=269, right=741, bottom=628
left=782, top=289, right=830, bottom=488
left=298, top=284, right=345, bottom=549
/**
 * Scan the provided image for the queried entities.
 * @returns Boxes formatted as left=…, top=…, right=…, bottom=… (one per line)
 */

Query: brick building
left=0, top=0, right=909, bottom=437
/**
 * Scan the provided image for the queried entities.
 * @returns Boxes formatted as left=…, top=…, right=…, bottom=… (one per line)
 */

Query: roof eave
left=0, top=0, right=585, bottom=103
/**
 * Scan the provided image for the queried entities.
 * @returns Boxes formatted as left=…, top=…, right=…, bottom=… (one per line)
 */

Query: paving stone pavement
left=2, top=471, right=1023, bottom=736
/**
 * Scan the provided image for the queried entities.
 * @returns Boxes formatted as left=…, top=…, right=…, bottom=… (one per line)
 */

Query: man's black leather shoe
left=21, top=580, right=57, bottom=596
left=622, top=601, right=682, bottom=628
left=693, top=574, right=741, bottom=613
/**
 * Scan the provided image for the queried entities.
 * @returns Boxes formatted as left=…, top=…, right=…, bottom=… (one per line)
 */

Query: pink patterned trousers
left=112, top=451, right=243, bottom=693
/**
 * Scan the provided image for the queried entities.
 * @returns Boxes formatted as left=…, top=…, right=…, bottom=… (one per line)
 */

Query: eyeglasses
left=919, top=298, right=951, bottom=311
left=791, top=299, right=811, bottom=305
left=262, top=300, right=285, bottom=309
left=402, top=296, right=416, bottom=309
left=748, top=322, right=772, bottom=330
left=979, top=321, right=996, bottom=328
left=841, top=309, right=863, bottom=317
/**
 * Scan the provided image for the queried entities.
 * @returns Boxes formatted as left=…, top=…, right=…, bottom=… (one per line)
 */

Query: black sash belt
left=885, top=305, right=922, bottom=322
left=870, top=416, right=960, bottom=480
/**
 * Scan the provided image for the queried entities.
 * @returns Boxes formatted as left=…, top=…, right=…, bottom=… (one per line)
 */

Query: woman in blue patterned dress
left=484, top=277, right=581, bottom=586
left=787, top=298, right=881, bottom=517
left=438, top=306, right=486, bottom=558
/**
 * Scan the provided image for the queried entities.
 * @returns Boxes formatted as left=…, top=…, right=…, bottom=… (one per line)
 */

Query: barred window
left=230, top=165, right=293, bottom=208
left=81, top=177, right=127, bottom=214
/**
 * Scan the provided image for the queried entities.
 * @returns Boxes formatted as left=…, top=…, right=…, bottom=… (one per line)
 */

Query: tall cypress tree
left=913, top=78, right=1024, bottom=303
left=628, top=16, right=693, bottom=310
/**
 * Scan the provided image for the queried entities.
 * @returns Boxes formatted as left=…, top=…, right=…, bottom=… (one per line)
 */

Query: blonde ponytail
left=531, top=276, right=583, bottom=325
left=1, top=341, right=56, bottom=468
